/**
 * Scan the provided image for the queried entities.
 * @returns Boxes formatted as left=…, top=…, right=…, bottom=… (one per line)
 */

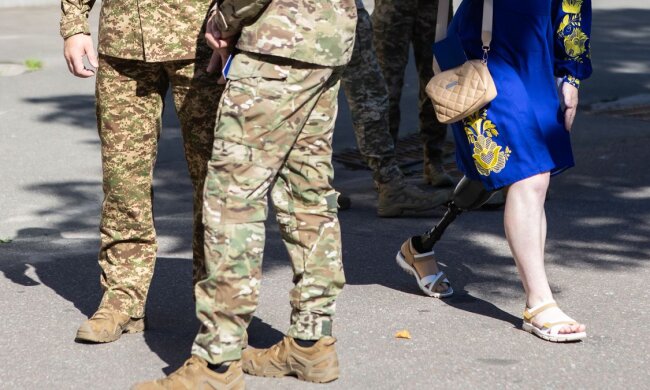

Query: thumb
left=219, top=50, right=229, bottom=69
left=207, top=51, right=221, bottom=73
left=86, top=42, right=99, bottom=68
left=217, top=50, right=230, bottom=84
left=87, top=51, right=99, bottom=69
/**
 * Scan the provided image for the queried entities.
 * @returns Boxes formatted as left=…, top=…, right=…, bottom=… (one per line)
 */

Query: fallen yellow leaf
left=395, top=329, right=411, bottom=339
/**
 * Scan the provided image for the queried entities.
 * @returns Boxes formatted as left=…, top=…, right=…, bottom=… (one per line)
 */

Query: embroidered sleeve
left=562, top=74, right=581, bottom=89
left=552, top=0, right=592, bottom=82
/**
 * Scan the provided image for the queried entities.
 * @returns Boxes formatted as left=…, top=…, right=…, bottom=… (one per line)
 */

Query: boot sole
left=75, top=317, right=146, bottom=343
left=243, top=360, right=339, bottom=383
left=243, top=369, right=339, bottom=384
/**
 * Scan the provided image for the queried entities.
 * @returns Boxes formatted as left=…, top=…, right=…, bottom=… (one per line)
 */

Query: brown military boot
left=132, top=356, right=245, bottom=390
left=242, top=336, right=339, bottom=383
left=377, top=176, right=451, bottom=217
left=423, top=163, right=455, bottom=188
left=75, top=308, right=145, bottom=343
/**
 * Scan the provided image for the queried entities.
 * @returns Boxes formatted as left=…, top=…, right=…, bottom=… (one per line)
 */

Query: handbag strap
left=433, top=0, right=494, bottom=74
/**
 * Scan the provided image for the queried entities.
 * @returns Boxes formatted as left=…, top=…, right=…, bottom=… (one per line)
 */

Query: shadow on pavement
left=585, top=9, right=650, bottom=103
left=4, top=116, right=649, bottom=370
left=2, top=6, right=648, bottom=376
left=24, top=95, right=97, bottom=135
left=0, top=228, right=103, bottom=318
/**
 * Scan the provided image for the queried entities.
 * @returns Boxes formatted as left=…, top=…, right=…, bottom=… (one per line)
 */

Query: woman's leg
left=504, top=172, right=585, bottom=334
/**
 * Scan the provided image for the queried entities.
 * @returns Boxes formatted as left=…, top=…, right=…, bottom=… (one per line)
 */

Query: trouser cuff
left=191, top=344, right=242, bottom=365
left=99, top=291, right=145, bottom=318
left=287, top=316, right=333, bottom=340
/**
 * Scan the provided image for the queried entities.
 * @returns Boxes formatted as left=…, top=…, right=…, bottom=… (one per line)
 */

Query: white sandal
left=396, top=241, right=453, bottom=298
left=522, top=301, right=586, bottom=342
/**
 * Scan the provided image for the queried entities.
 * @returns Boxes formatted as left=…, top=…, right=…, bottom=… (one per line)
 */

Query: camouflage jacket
left=213, top=0, right=357, bottom=67
left=60, top=0, right=214, bottom=62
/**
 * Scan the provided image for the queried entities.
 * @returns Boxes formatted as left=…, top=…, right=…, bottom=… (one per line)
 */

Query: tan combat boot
left=132, top=356, right=245, bottom=390
left=377, top=176, right=451, bottom=217
left=75, top=308, right=145, bottom=343
left=242, top=336, right=339, bottom=383
left=423, top=163, right=455, bottom=188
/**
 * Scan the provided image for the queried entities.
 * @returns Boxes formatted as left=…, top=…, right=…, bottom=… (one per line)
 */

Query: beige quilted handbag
left=426, top=0, right=497, bottom=124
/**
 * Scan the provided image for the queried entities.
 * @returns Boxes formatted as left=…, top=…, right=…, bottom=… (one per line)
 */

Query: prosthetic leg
left=395, top=176, right=498, bottom=297
left=410, top=176, right=497, bottom=253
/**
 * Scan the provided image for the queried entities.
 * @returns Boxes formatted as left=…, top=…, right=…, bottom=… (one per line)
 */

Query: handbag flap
left=426, top=60, right=496, bottom=124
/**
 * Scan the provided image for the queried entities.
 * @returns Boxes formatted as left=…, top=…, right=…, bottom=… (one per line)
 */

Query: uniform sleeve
left=60, top=0, right=96, bottom=39
left=211, top=0, right=272, bottom=36
left=552, top=0, right=592, bottom=87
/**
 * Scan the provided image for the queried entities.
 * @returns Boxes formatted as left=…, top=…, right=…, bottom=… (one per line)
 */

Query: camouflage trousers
left=372, top=0, right=450, bottom=165
left=192, top=52, right=345, bottom=364
left=96, top=54, right=223, bottom=318
left=341, top=6, right=401, bottom=184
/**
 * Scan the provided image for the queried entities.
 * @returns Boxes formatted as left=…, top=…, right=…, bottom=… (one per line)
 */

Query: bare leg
left=504, top=173, right=585, bottom=335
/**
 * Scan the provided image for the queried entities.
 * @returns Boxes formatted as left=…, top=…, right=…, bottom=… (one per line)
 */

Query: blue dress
left=448, top=0, right=592, bottom=190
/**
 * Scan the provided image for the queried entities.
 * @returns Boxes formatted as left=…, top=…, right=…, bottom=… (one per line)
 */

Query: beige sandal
left=396, top=238, right=453, bottom=298
left=522, top=301, right=586, bottom=342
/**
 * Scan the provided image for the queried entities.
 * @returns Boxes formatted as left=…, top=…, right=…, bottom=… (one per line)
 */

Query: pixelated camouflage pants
left=192, top=52, right=345, bottom=364
left=341, top=7, right=401, bottom=184
left=372, top=0, right=450, bottom=165
left=96, top=54, right=223, bottom=318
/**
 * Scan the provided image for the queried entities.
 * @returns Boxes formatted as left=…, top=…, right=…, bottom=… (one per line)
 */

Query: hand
left=561, top=82, right=579, bottom=132
left=207, top=48, right=231, bottom=84
left=205, top=15, right=236, bottom=50
left=63, top=34, right=98, bottom=78
left=205, top=14, right=236, bottom=84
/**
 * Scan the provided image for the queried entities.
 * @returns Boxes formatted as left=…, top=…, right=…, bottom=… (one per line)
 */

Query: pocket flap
left=227, top=52, right=290, bottom=81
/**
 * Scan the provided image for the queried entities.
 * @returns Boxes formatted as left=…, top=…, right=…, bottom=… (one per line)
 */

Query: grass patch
left=24, top=58, right=43, bottom=72
left=0, top=237, right=12, bottom=244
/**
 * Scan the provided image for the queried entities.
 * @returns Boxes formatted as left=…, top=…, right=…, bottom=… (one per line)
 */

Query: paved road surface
left=1, top=3, right=649, bottom=389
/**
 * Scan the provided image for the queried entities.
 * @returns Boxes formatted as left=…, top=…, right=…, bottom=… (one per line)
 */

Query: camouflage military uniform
left=60, top=0, right=223, bottom=318
left=341, top=0, right=400, bottom=184
left=340, top=1, right=452, bottom=219
left=372, top=0, right=451, bottom=179
left=191, top=0, right=356, bottom=364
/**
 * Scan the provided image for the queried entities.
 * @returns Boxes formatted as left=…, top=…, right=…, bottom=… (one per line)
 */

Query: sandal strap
left=523, top=301, right=557, bottom=321
left=541, top=321, right=579, bottom=336
left=542, top=320, right=577, bottom=330
left=419, top=272, right=448, bottom=292
left=408, top=238, right=436, bottom=261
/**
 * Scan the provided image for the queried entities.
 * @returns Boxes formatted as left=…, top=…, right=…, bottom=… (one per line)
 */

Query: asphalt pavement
left=1, top=3, right=649, bottom=389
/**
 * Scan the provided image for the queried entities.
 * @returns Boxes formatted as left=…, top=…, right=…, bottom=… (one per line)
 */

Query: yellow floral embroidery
left=558, top=14, right=570, bottom=35
left=463, top=109, right=511, bottom=176
left=563, top=74, right=581, bottom=89
left=564, top=28, right=588, bottom=58
left=557, top=0, right=588, bottom=62
left=562, top=0, right=582, bottom=14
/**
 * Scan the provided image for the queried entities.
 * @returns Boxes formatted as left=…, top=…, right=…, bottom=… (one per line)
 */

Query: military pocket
left=226, top=52, right=290, bottom=81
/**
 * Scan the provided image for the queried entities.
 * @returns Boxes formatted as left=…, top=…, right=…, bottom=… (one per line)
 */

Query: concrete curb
left=590, top=94, right=650, bottom=112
